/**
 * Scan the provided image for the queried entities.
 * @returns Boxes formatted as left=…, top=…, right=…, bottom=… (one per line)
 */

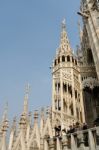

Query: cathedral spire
left=57, top=18, right=71, bottom=56
left=23, top=83, right=30, bottom=115
left=2, top=102, right=8, bottom=123
left=62, top=18, right=66, bottom=32
left=0, top=102, right=9, bottom=135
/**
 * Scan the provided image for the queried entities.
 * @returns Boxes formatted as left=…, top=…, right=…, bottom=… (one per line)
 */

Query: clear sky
left=0, top=0, right=81, bottom=120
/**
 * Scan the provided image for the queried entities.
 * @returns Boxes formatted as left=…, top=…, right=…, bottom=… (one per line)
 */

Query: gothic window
left=67, top=55, right=70, bottom=62
left=76, top=108, right=79, bottom=120
left=63, top=83, right=67, bottom=93
left=68, top=84, right=70, bottom=92
left=58, top=100, right=61, bottom=110
left=55, top=100, right=57, bottom=110
left=78, top=93, right=80, bottom=102
left=75, top=59, right=77, bottom=65
left=70, top=85, right=72, bottom=97
left=68, top=85, right=72, bottom=97
left=55, top=83, right=57, bottom=92
left=58, top=83, right=60, bottom=92
left=63, top=99, right=67, bottom=112
left=75, top=90, right=77, bottom=99
left=58, top=57, right=60, bottom=63
left=72, top=57, right=74, bottom=63
left=62, top=55, right=65, bottom=62
left=80, top=111, right=83, bottom=122
left=70, top=104, right=74, bottom=115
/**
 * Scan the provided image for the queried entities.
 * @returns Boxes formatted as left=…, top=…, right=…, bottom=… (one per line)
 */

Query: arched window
left=67, top=55, right=70, bottom=62
left=62, top=55, right=65, bottom=62
left=72, top=57, right=74, bottom=63
left=63, top=83, right=67, bottom=93
left=80, top=111, right=83, bottom=122
left=70, top=104, right=74, bottom=115
left=76, top=108, right=79, bottom=119
left=55, top=100, right=57, bottom=110
left=58, top=83, right=60, bottom=92
left=75, top=90, right=77, bottom=99
left=75, top=59, right=77, bottom=65
left=58, top=100, right=61, bottom=110
left=58, top=57, right=60, bottom=63
left=63, top=99, right=67, bottom=112
left=55, top=83, right=57, bottom=91
left=68, top=85, right=72, bottom=97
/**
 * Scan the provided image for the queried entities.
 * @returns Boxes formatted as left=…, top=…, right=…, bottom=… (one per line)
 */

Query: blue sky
left=0, top=0, right=81, bottom=120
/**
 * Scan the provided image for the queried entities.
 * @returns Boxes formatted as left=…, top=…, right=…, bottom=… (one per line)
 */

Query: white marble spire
left=57, top=18, right=71, bottom=56
left=23, top=83, right=30, bottom=114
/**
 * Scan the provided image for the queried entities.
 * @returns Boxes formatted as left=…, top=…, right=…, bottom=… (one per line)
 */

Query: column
left=60, top=70, right=64, bottom=129
left=49, top=138, right=55, bottom=150
left=40, top=138, right=44, bottom=150
left=62, top=135, right=69, bottom=150
left=56, top=138, right=61, bottom=150
left=77, top=131, right=85, bottom=150
left=88, top=130, right=96, bottom=150
left=44, top=139, right=49, bottom=150
left=71, top=134, right=77, bottom=150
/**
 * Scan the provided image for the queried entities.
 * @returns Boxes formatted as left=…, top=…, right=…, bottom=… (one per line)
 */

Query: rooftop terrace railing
left=45, top=126, right=99, bottom=150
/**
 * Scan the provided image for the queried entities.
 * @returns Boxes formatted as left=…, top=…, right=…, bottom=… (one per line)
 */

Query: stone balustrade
left=44, top=126, right=99, bottom=150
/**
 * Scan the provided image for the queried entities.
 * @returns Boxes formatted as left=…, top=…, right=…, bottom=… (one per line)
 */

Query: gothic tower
left=52, top=19, right=85, bottom=130
left=77, top=0, right=99, bottom=126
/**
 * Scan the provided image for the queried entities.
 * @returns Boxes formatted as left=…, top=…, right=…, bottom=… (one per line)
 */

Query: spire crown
left=1, top=103, right=9, bottom=132
left=62, top=18, right=66, bottom=31
left=34, top=110, right=39, bottom=123
left=2, top=102, right=8, bottom=122
left=23, top=83, right=30, bottom=114
left=55, top=19, right=72, bottom=57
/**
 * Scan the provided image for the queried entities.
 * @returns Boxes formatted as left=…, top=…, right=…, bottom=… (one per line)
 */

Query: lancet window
left=70, top=104, right=74, bottom=115
left=63, top=99, right=67, bottom=112
left=63, top=83, right=67, bottom=93
left=62, top=55, right=65, bottom=62
left=58, top=57, right=60, bottom=63
left=67, top=55, right=70, bottom=62
left=58, top=100, right=61, bottom=110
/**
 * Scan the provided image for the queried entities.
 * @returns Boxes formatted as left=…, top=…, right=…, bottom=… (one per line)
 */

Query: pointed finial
left=1, top=102, right=9, bottom=132
left=28, top=111, right=32, bottom=123
left=11, top=116, right=16, bottom=131
left=23, top=83, right=30, bottom=114
left=34, top=110, right=38, bottom=123
left=46, top=106, right=50, bottom=117
left=2, top=102, right=8, bottom=122
left=25, top=83, right=30, bottom=96
left=41, top=107, right=44, bottom=118
left=62, top=18, right=66, bottom=31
